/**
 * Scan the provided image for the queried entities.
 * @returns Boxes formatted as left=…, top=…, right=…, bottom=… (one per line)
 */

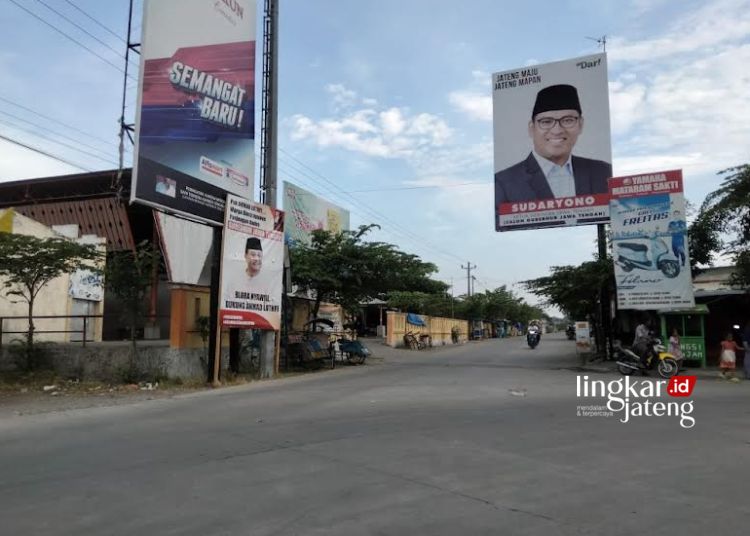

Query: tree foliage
left=523, top=258, right=613, bottom=321
left=0, top=232, right=102, bottom=369
left=688, top=164, right=750, bottom=286
left=104, top=240, right=160, bottom=353
left=387, top=285, right=545, bottom=324
left=454, top=286, right=546, bottom=323
left=290, top=225, right=447, bottom=318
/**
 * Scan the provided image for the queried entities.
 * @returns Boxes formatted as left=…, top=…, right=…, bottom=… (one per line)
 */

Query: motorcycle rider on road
left=633, top=319, right=654, bottom=368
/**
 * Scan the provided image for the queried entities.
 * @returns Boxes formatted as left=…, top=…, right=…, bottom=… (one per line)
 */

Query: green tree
left=689, top=164, right=750, bottom=286
left=451, top=286, right=545, bottom=325
left=523, top=258, right=613, bottom=321
left=0, top=232, right=102, bottom=369
left=104, top=240, right=160, bottom=354
left=290, top=225, right=447, bottom=319
left=387, top=290, right=454, bottom=317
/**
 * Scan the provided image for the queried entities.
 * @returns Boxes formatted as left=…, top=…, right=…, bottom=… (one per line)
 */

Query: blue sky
left=1, top=0, right=749, bottom=311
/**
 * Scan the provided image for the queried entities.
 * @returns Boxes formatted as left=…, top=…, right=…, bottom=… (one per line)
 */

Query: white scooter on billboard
left=615, top=234, right=680, bottom=279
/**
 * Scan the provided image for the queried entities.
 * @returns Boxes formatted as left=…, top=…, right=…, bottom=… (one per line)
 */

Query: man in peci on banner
left=244, top=237, right=263, bottom=278
left=494, top=84, right=612, bottom=205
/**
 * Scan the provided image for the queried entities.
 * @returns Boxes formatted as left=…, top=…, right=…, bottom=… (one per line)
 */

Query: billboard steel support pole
left=259, top=0, right=279, bottom=378
left=597, top=223, right=612, bottom=359
left=207, top=226, right=223, bottom=384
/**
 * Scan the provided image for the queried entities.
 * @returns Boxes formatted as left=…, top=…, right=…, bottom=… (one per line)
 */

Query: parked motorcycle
left=335, top=337, right=370, bottom=365
left=615, top=237, right=680, bottom=278
left=614, top=337, right=681, bottom=378
left=527, top=326, right=541, bottom=349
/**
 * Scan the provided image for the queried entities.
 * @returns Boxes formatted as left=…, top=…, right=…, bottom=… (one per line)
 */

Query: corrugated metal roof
left=14, top=198, right=135, bottom=251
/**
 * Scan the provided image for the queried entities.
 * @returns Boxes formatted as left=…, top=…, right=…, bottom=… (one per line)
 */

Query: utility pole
left=461, top=262, right=476, bottom=296
left=450, top=277, right=454, bottom=318
left=587, top=33, right=612, bottom=359
left=258, top=0, right=279, bottom=378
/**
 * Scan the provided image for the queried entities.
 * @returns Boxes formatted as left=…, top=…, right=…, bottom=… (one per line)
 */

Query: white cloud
left=325, top=83, right=357, bottom=110
left=610, top=0, right=750, bottom=62
left=448, top=91, right=492, bottom=122
left=289, top=85, right=453, bottom=163
left=607, top=1, right=750, bottom=190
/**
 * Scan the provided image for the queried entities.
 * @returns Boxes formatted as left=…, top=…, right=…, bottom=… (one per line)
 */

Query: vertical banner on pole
left=219, top=195, right=284, bottom=330
left=609, top=170, right=694, bottom=310
left=132, top=0, right=257, bottom=224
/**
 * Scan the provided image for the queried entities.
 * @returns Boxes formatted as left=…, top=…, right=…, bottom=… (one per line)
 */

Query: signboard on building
left=493, top=53, right=612, bottom=231
left=282, top=181, right=350, bottom=246
left=609, top=170, right=694, bottom=310
left=575, top=321, right=592, bottom=354
left=131, top=0, right=256, bottom=224
left=219, top=195, right=284, bottom=330
left=68, top=269, right=104, bottom=301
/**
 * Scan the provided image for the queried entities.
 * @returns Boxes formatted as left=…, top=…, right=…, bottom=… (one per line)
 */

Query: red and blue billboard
left=131, top=0, right=256, bottom=224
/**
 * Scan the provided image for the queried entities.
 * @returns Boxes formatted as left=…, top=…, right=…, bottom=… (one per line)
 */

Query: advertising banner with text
left=282, top=181, right=350, bottom=246
left=219, top=195, right=284, bottom=330
left=609, top=170, right=694, bottom=310
left=131, top=0, right=256, bottom=224
left=493, top=53, right=612, bottom=231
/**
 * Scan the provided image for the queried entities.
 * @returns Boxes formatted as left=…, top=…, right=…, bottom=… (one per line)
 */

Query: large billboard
left=131, top=0, right=256, bottom=224
left=282, top=181, right=350, bottom=246
left=493, top=53, right=612, bottom=232
left=219, top=195, right=284, bottom=330
left=609, top=170, right=694, bottom=310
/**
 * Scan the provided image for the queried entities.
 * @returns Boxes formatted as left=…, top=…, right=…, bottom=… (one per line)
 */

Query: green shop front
left=658, top=305, right=709, bottom=368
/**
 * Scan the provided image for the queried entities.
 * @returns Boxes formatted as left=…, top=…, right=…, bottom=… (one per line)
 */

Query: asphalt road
left=1, top=334, right=749, bottom=535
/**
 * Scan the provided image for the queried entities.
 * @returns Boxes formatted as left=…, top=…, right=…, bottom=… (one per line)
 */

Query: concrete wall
left=385, top=311, right=469, bottom=348
left=0, top=342, right=229, bottom=381
left=0, top=211, right=106, bottom=346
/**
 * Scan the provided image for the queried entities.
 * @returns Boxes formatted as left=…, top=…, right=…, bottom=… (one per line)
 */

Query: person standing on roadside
left=719, top=332, right=743, bottom=381
left=742, top=321, right=750, bottom=380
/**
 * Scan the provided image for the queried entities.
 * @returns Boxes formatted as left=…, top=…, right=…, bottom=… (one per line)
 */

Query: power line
left=278, top=148, right=466, bottom=264
left=0, top=96, right=128, bottom=151
left=6, top=0, right=136, bottom=81
left=277, top=158, right=464, bottom=265
left=345, top=181, right=490, bottom=193
left=62, top=0, right=127, bottom=44
left=32, top=0, right=138, bottom=69
left=0, top=133, right=91, bottom=171
left=0, top=118, right=120, bottom=167
left=277, top=161, right=461, bottom=266
left=0, top=109, right=119, bottom=159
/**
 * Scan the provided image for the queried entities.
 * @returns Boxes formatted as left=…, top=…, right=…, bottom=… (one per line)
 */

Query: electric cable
left=345, top=181, right=490, bottom=193
left=278, top=149, right=466, bottom=264
left=62, top=0, right=128, bottom=44
left=0, top=96, right=130, bottom=151
left=32, top=0, right=139, bottom=69
left=0, top=119, right=119, bottom=167
left=0, top=133, right=91, bottom=171
left=6, top=0, right=137, bottom=81
left=277, top=159, right=463, bottom=266
left=0, top=109, right=120, bottom=159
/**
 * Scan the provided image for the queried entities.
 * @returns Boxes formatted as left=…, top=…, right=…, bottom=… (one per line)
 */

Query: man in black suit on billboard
left=494, top=84, right=612, bottom=205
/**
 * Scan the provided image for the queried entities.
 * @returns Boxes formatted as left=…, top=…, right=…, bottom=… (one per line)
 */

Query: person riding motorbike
left=632, top=319, right=655, bottom=368
left=565, top=324, right=575, bottom=340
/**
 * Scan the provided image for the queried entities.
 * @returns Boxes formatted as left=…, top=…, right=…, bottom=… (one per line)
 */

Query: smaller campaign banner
left=219, top=195, right=285, bottom=330
left=609, top=170, right=694, bottom=310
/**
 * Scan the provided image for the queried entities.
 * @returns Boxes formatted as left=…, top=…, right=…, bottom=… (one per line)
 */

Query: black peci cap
left=532, top=84, right=582, bottom=117
left=245, top=237, right=262, bottom=252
